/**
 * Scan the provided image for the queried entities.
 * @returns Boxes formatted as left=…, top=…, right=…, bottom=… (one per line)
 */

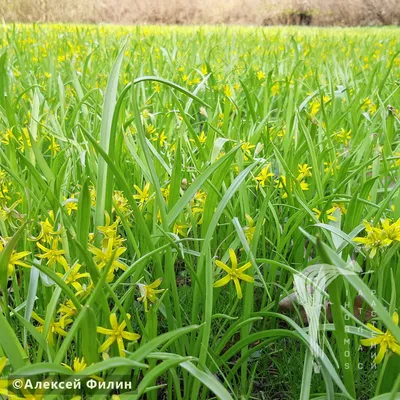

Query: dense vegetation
left=0, top=25, right=400, bottom=399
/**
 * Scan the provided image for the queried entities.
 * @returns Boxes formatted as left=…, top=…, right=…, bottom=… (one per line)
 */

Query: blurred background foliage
left=0, top=0, right=399, bottom=26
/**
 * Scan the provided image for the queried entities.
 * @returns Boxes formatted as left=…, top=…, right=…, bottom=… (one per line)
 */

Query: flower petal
left=14, top=261, right=31, bottom=269
left=390, top=342, right=400, bottom=356
left=109, top=313, right=118, bottom=330
left=148, top=278, right=163, bottom=289
left=97, top=327, right=113, bottom=335
left=98, top=336, right=115, bottom=353
left=229, top=249, right=237, bottom=270
left=12, top=251, right=30, bottom=260
left=360, top=336, right=383, bottom=347
left=215, top=260, right=231, bottom=273
left=122, top=331, right=141, bottom=341
left=213, top=274, right=231, bottom=288
left=238, top=273, right=254, bottom=283
left=117, top=336, right=125, bottom=357
left=366, top=323, right=384, bottom=334
left=374, top=342, right=387, bottom=364
left=233, top=278, right=242, bottom=299
left=237, top=262, right=252, bottom=273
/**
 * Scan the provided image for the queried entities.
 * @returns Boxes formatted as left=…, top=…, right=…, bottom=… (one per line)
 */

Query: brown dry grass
left=1, top=0, right=399, bottom=25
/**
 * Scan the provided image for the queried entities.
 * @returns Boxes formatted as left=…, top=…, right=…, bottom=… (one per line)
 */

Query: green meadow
left=0, top=24, right=400, bottom=399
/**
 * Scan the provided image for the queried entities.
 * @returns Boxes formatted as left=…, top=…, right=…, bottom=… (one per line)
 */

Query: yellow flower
left=299, top=181, right=309, bottom=192
left=271, top=82, right=280, bottom=96
left=190, top=131, right=207, bottom=145
left=243, top=214, right=255, bottom=243
left=112, top=190, right=129, bottom=214
left=58, top=300, right=78, bottom=328
left=324, top=161, right=339, bottom=175
left=18, top=127, right=32, bottom=152
left=213, top=248, right=254, bottom=299
left=313, top=208, right=322, bottom=220
left=32, top=311, right=72, bottom=346
left=161, top=186, right=170, bottom=203
left=333, top=202, right=347, bottom=215
left=153, top=82, right=161, bottom=93
left=193, top=190, right=207, bottom=204
left=97, top=212, right=120, bottom=238
left=240, top=141, right=255, bottom=153
left=75, top=281, right=94, bottom=300
left=240, top=141, right=255, bottom=161
left=142, top=109, right=150, bottom=119
left=146, top=125, right=157, bottom=136
left=173, top=222, right=188, bottom=237
left=0, top=238, right=31, bottom=277
left=133, top=183, right=150, bottom=208
left=191, top=190, right=207, bottom=224
left=309, top=99, right=320, bottom=117
left=188, top=77, right=201, bottom=86
left=276, top=176, right=288, bottom=199
left=198, top=131, right=207, bottom=144
left=37, top=238, right=68, bottom=269
left=56, top=262, right=90, bottom=292
left=1, top=128, right=15, bottom=145
left=325, top=207, right=339, bottom=221
left=62, top=357, right=103, bottom=382
left=169, top=143, right=177, bottom=153
left=394, top=152, right=400, bottom=168
left=380, top=218, right=400, bottom=244
left=297, top=164, right=312, bottom=180
left=255, top=164, right=274, bottom=187
left=223, top=85, right=232, bottom=97
left=64, top=194, right=78, bottom=215
left=335, top=128, right=352, bottom=146
left=63, top=357, right=87, bottom=373
left=36, top=210, right=61, bottom=243
left=88, top=237, right=127, bottom=281
left=369, top=103, right=377, bottom=115
left=360, top=312, right=400, bottom=364
left=152, top=131, right=167, bottom=147
left=48, top=137, right=60, bottom=156
left=97, top=313, right=140, bottom=357
left=137, top=278, right=164, bottom=312
left=313, top=207, right=336, bottom=222
left=354, top=221, right=392, bottom=258
left=0, top=199, right=24, bottom=223
left=256, top=70, right=265, bottom=80
left=89, top=186, right=97, bottom=207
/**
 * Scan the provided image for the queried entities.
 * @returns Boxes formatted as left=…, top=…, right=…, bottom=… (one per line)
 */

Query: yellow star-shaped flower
left=360, top=312, right=400, bottom=364
left=137, top=278, right=164, bottom=312
left=213, top=248, right=254, bottom=299
left=97, top=313, right=140, bottom=357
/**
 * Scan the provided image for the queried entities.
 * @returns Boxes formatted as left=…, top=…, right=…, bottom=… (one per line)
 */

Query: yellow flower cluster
left=88, top=213, right=127, bottom=282
left=354, top=218, right=400, bottom=258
